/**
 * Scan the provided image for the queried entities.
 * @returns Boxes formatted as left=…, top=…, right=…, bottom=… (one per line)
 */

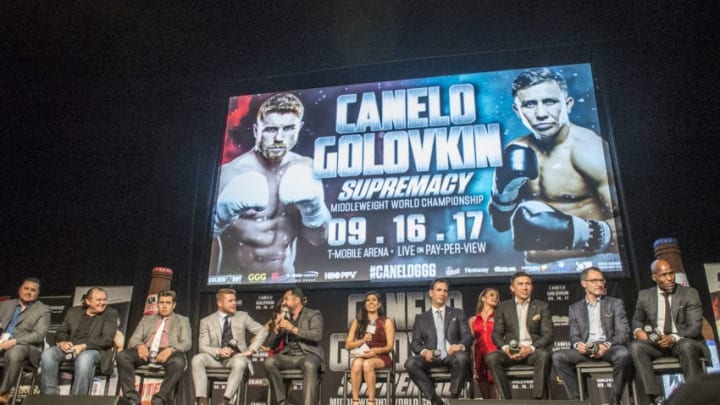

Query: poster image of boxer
left=210, top=93, right=331, bottom=283
left=489, top=67, right=619, bottom=264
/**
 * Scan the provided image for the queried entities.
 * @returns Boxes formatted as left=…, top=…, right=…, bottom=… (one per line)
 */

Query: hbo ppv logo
left=248, top=273, right=267, bottom=282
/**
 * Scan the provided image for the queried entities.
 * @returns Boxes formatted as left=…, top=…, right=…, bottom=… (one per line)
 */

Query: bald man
left=630, top=259, right=709, bottom=405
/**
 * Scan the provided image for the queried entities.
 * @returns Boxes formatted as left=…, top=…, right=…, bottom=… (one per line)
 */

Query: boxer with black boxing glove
left=211, top=93, right=331, bottom=280
left=489, top=68, right=618, bottom=263
left=489, top=143, right=538, bottom=232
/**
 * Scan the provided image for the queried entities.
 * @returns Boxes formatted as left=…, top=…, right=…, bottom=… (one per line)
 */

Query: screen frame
left=198, top=52, right=635, bottom=292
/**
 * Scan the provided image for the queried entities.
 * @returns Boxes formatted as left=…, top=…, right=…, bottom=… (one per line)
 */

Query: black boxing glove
left=489, top=144, right=538, bottom=231
left=511, top=201, right=611, bottom=252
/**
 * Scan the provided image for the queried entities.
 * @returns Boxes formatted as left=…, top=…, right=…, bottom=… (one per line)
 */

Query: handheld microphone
left=283, top=307, right=290, bottom=320
left=585, top=341, right=599, bottom=355
left=508, top=339, right=520, bottom=355
left=644, top=325, right=661, bottom=344
left=366, top=319, right=376, bottom=335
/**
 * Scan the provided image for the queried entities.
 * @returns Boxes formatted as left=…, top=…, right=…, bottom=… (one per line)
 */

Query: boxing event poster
left=208, top=63, right=625, bottom=286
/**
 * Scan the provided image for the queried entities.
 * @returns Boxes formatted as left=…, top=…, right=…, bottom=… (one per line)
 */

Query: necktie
left=222, top=315, right=233, bottom=347
left=435, top=310, right=446, bottom=359
left=662, top=293, right=672, bottom=335
left=149, top=317, right=167, bottom=352
left=4, top=305, right=22, bottom=336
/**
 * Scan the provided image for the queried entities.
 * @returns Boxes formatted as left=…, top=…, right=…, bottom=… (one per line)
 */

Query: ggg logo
left=248, top=273, right=267, bottom=282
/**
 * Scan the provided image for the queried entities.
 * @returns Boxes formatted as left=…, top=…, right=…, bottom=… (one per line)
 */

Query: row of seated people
left=0, top=257, right=710, bottom=405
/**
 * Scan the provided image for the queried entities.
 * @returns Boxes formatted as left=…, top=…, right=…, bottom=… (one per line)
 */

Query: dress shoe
left=0, top=392, right=10, bottom=405
left=196, top=398, right=209, bottom=405
left=150, top=395, right=164, bottom=405
left=430, top=395, right=445, bottom=405
left=650, top=395, right=666, bottom=405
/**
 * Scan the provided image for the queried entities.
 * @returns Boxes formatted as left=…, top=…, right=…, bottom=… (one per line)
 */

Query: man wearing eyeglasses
left=552, top=266, right=632, bottom=405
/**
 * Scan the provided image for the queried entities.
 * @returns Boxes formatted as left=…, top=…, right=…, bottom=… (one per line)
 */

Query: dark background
left=2, top=1, right=718, bottom=335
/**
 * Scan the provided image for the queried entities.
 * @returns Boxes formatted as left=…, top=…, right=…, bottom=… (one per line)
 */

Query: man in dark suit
left=264, top=287, right=324, bottom=405
left=0, top=278, right=51, bottom=405
left=40, top=286, right=119, bottom=395
left=405, top=279, right=473, bottom=405
left=630, top=259, right=709, bottom=405
left=192, top=288, right=268, bottom=405
left=487, top=271, right=553, bottom=399
left=552, top=267, right=632, bottom=405
left=117, top=290, right=192, bottom=405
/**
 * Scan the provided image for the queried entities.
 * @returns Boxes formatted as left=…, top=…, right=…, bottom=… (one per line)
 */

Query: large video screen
left=207, top=63, right=626, bottom=286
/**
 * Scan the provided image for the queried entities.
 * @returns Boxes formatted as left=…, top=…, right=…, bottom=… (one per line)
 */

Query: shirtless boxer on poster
left=211, top=93, right=331, bottom=280
left=489, top=68, right=618, bottom=263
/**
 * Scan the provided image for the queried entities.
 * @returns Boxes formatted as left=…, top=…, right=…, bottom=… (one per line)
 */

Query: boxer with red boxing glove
left=489, top=68, right=618, bottom=263
left=211, top=93, right=330, bottom=280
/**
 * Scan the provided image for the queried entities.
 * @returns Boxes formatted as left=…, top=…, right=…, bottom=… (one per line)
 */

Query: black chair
left=203, top=366, right=249, bottom=405
left=503, top=364, right=551, bottom=399
left=57, top=347, right=118, bottom=395
left=0, top=357, right=40, bottom=404
left=133, top=353, right=189, bottom=405
left=415, top=365, right=472, bottom=404
left=342, top=351, right=395, bottom=405
left=631, top=356, right=709, bottom=405
left=574, top=360, right=635, bottom=402
left=266, top=368, right=322, bottom=405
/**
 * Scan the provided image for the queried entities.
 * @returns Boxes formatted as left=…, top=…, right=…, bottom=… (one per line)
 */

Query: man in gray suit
left=630, top=259, right=709, bottom=405
left=117, top=290, right=192, bottom=405
left=264, top=287, right=324, bottom=405
left=405, top=278, right=473, bottom=405
left=0, top=277, right=50, bottom=405
left=552, top=267, right=632, bottom=405
left=487, top=271, right=553, bottom=400
left=192, top=288, right=267, bottom=405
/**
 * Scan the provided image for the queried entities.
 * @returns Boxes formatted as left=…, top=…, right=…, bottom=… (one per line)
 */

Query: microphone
left=283, top=307, right=290, bottom=320
left=585, top=341, right=599, bottom=355
left=644, top=325, right=661, bottom=344
left=508, top=339, right=520, bottom=355
left=366, top=319, right=376, bottom=335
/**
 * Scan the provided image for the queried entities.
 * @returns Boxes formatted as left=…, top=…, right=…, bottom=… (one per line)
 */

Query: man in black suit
left=487, top=271, right=553, bottom=399
left=630, top=259, right=709, bottom=405
left=552, top=267, right=632, bottom=405
left=405, top=279, right=473, bottom=405
left=264, top=287, right=324, bottom=405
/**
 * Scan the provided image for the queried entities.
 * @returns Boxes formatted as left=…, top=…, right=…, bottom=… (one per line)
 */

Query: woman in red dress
left=468, top=287, right=500, bottom=399
left=345, top=291, right=395, bottom=405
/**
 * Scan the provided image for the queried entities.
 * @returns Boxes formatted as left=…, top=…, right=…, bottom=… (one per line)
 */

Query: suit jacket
left=632, top=284, right=703, bottom=340
left=127, top=312, right=192, bottom=353
left=492, top=298, right=553, bottom=350
left=410, top=306, right=473, bottom=355
left=569, top=295, right=629, bottom=347
left=198, top=310, right=268, bottom=374
left=0, top=298, right=51, bottom=365
left=54, top=306, right=119, bottom=375
left=264, top=307, right=325, bottom=371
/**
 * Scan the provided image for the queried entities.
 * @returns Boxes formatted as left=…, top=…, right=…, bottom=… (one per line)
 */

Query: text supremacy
left=313, top=84, right=503, bottom=200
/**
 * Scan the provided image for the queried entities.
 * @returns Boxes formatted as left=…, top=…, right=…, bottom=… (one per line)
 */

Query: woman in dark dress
left=345, top=291, right=395, bottom=405
left=468, top=287, right=500, bottom=399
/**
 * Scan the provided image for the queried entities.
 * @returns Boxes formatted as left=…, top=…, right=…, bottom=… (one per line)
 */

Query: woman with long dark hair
left=344, top=291, right=395, bottom=405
